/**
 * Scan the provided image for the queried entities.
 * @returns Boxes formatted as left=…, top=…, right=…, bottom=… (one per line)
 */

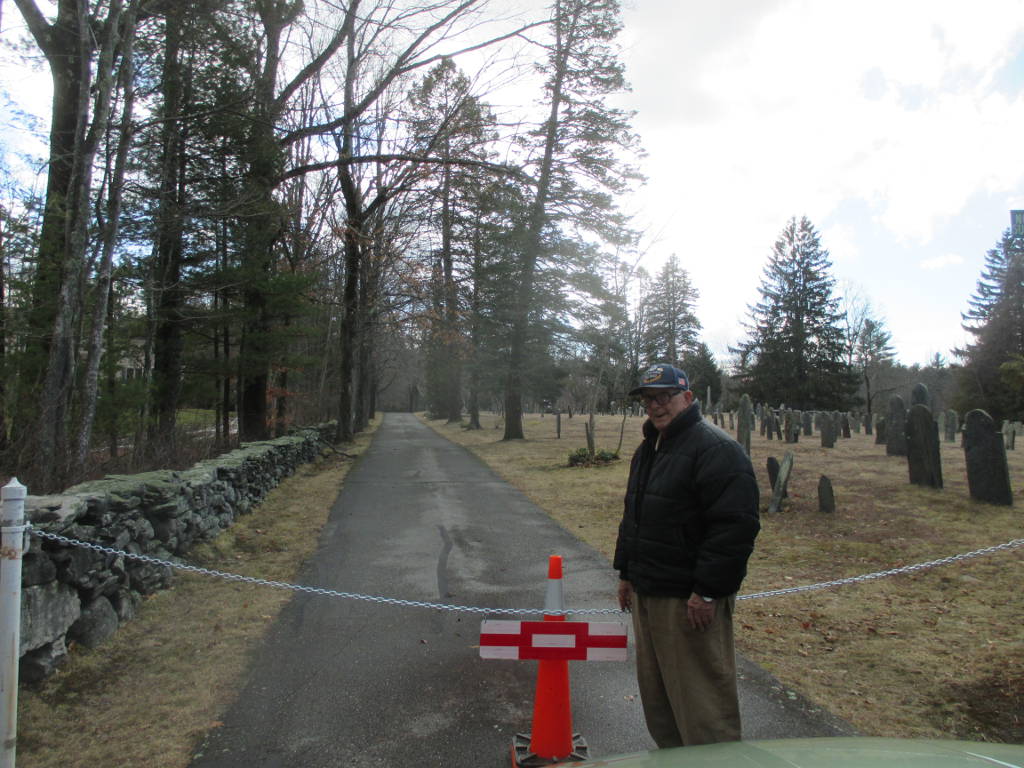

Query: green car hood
left=557, top=737, right=1024, bottom=768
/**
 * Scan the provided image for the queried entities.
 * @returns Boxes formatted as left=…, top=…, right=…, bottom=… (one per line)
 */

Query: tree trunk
left=150, top=4, right=187, bottom=449
left=76, top=5, right=139, bottom=468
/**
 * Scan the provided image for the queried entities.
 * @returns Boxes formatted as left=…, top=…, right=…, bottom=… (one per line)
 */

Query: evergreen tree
left=640, top=253, right=700, bottom=366
left=955, top=225, right=1024, bottom=421
left=854, top=316, right=896, bottom=415
left=681, top=342, right=722, bottom=407
left=502, top=0, right=641, bottom=439
left=735, top=216, right=856, bottom=409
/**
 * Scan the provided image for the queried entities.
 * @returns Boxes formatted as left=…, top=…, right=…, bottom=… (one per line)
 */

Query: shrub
left=567, top=448, right=619, bottom=467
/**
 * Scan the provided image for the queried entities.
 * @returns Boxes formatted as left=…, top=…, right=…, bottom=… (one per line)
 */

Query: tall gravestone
left=820, top=416, right=835, bottom=448
left=767, top=456, right=787, bottom=500
left=905, top=403, right=943, bottom=489
left=802, top=411, right=813, bottom=436
left=910, top=382, right=930, bottom=408
left=841, top=413, right=851, bottom=439
left=875, top=416, right=887, bottom=444
left=737, top=395, right=753, bottom=457
left=766, top=452, right=794, bottom=514
left=784, top=411, right=799, bottom=443
left=963, top=410, right=1013, bottom=506
left=863, top=412, right=873, bottom=435
left=944, top=409, right=959, bottom=443
left=886, top=395, right=908, bottom=456
left=818, top=475, right=836, bottom=514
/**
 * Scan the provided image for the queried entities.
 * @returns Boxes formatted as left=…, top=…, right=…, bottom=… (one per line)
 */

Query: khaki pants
left=631, top=591, right=741, bottom=747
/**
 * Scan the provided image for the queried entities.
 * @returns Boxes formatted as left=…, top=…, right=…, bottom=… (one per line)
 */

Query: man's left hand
left=686, top=592, right=715, bottom=631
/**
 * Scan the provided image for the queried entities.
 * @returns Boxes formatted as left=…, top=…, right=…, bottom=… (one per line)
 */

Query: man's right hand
left=617, top=580, right=633, bottom=612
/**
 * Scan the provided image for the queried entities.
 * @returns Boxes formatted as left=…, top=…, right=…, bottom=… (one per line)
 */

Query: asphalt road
left=190, top=412, right=852, bottom=768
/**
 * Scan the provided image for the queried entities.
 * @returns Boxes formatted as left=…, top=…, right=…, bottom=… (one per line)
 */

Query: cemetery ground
left=15, top=423, right=378, bottom=768
left=422, top=410, right=1023, bottom=744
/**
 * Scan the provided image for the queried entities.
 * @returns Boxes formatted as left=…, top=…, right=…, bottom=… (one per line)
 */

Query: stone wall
left=18, top=423, right=336, bottom=682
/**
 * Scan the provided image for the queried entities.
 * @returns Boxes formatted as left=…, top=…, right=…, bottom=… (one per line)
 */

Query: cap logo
left=641, top=366, right=666, bottom=384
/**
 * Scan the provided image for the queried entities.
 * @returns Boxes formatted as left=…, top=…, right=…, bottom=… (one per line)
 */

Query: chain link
left=28, top=527, right=1023, bottom=616
left=737, top=538, right=1024, bottom=601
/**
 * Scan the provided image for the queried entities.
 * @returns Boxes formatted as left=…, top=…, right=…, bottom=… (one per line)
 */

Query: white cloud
left=919, top=253, right=964, bottom=270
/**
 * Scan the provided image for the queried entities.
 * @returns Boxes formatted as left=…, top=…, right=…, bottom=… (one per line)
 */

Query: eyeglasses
left=637, top=390, right=683, bottom=408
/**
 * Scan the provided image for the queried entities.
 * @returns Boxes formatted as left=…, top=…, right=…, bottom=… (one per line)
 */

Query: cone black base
left=510, top=732, right=589, bottom=767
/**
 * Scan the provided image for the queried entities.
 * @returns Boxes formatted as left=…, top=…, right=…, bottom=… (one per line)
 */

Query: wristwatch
left=699, top=595, right=714, bottom=603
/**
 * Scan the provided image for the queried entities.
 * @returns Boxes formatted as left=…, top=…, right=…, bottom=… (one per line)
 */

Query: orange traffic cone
left=511, top=556, right=589, bottom=767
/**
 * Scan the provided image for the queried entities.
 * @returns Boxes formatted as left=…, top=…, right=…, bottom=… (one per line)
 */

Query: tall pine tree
left=955, top=223, right=1024, bottom=421
left=639, top=253, right=701, bottom=367
left=735, top=216, right=856, bottom=409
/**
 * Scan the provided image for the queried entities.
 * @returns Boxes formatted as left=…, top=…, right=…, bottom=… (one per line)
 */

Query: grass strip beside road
left=420, top=410, right=1023, bottom=743
left=18, top=422, right=377, bottom=768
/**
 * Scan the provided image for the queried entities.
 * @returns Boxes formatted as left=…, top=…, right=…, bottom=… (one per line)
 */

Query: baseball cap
left=628, top=364, right=690, bottom=396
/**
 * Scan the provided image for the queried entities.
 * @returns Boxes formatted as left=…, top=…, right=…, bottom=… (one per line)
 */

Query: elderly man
left=614, top=363, right=760, bottom=747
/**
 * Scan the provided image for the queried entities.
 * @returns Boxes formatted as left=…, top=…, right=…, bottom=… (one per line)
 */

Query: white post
left=1, top=478, right=27, bottom=768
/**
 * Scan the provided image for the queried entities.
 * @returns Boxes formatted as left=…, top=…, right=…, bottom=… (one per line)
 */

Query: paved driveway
left=191, top=413, right=851, bottom=768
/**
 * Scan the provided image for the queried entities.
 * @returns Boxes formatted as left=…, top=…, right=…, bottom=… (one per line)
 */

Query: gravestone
left=728, top=411, right=735, bottom=430
left=1003, top=420, right=1016, bottom=451
left=818, top=475, right=836, bottom=514
left=766, top=451, right=794, bottom=514
left=784, top=411, right=799, bottom=443
left=820, top=416, right=835, bottom=448
left=841, top=413, right=851, bottom=439
left=963, top=410, right=1013, bottom=506
left=937, top=411, right=946, bottom=441
left=886, top=395, right=908, bottom=456
left=802, top=411, right=813, bottom=436
left=737, top=395, right=753, bottom=456
left=905, top=403, right=943, bottom=489
left=875, top=416, right=887, bottom=444
left=774, top=412, right=784, bottom=441
left=767, top=456, right=787, bottom=500
left=831, top=412, right=842, bottom=440
left=864, top=412, right=873, bottom=436
left=944, top=409, right=959, bottom=442
left=910, top=382, right=930, bottom=407
left=765, top=409, right=775, bottom=441
left=852, top=414, right=861, bottom=434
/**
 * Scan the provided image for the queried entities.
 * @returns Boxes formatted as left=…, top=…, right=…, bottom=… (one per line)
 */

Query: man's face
left=639, top=388, right=694, bottom=432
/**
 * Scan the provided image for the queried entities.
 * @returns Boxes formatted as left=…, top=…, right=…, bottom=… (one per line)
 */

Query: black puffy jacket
left=613, top=402, right=760, bottom=599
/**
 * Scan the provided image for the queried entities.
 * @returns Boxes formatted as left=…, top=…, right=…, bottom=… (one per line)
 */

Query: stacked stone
left=18, top=423, right=336, bottom=682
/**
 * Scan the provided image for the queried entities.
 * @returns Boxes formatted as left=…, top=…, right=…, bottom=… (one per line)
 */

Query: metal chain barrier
left=28, top=527, right=1023, bottom=616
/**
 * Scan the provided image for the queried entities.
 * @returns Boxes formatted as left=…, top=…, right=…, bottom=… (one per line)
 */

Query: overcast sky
left=614, top=0, right=1024, bottom=366
left=2, top=1, right=1023, bottom=368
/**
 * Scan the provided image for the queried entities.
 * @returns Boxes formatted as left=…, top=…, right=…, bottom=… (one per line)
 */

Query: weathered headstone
left=944, top=409, right=959, bottom=443
left=818, top=475, right=836, bottom=514
left=802, top=411, right=813, bottom=436
left=875, top=416, right=886, bottom=444
left=886, top=395, right=908, bottom=456
left=784, top=411, right=799, bottom=443
left=766, top=451, right=794, bottom=514
left=841, top=413, right=851, bottom=439
left=910, top=382, right=930, bottom=407
left=767, top=456, right=787, bottom=500
left=905, top=403, right=943, bottom=489
left=820, top=416, right=835, bottom=448
left=737, top=395, right=753, bottom=457
left=963, top=410, right=1013, bottom=506
left=774, top=411, right=784, bottom=441
left=864, top=413, right=873, bottom=436
left=1003, top=420, right=1016, bottom=451
left=765, top=409, right=775, bottom=441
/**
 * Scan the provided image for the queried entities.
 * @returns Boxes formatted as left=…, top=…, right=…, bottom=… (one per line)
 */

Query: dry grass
left=421, top=410, right=1024, bottom=743
left=17, top=423, right=377, bottom=768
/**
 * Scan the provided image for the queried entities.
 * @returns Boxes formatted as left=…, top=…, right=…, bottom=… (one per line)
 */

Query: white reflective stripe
left=481, top=620, right=522, bottom=634
left=532, top=634, right=575, bottom=648
left=586, top=647, right=628, bottom=661
left=587, top=622, right=628, bottom=637
left=480, top=646, right=521, bottom=660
